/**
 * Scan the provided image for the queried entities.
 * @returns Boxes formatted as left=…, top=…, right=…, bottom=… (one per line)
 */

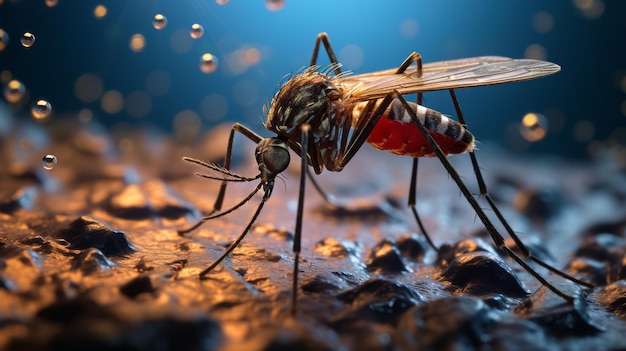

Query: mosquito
left=179, top=32, right=593, bottom=315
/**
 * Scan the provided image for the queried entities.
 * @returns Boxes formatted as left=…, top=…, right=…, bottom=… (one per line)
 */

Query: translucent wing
left=339, top=56, right=560, bottom=101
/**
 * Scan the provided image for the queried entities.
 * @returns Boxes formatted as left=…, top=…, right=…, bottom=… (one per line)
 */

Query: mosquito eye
left=256, top=139, right=290, bottom=175
left=263, top=145, right=290, bottom=174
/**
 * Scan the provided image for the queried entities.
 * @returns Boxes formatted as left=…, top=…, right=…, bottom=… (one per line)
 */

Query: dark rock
left=55, top=216, right=135, bottom=256
left=314, top=237, right=358, bottom=259
left=0, top=187, right=36, bottom=213
left=487, top=319, right=556, bottom=351
left=565, top=257, right=608, bottom=286
left=334, top=279, right=423, bottom=326
left=0, top=246, right=42, bottom=293
left=394, top=296, right=495, bottom=350
left=593, top=280, right=626, bottom=318
left=25, top=298, right=223, bottom=351
left=581, top=218, right=626, bottom=238
left=440, top=251, right=530, bottom=298
left=72, top=247, right=115, bottom=273
left=436, top=237, right=498, bottom=268
left=515, top=282, right=603, bottom=336
left=104, top=180, right=194, bottom=220
left=120, top=275, right=157, bottom=299
left=253, top=223, right=294, bottom=242
left=300, top=274, right=343, bottom=293
left=365, top=239, right=410, bottom=274
left=513, top=187, right=563, bottom=221
left=255, top=322, right=338, bottom=351
left=395, top=233, right=428, bottom=262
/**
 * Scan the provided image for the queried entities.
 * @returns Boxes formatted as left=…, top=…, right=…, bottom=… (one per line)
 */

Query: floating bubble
left=190, top=23, right=204, bottom=39
left=31, top=99, right=52, bottom=119
left=0, top=28, right=8, bottom=52
left=520, top=112, right=548, bottom=142
left=199, top=53, right=218, bottom=73
left=3, top=79, right=25, bottom=103
left=94, top=5, right=107, bottom=19
left=45, top=0, right=58, bottom=7
left=265, top=0, right=286, bottom=11
left=42, top=154, right=57, bottom=170
left=153, top=14, right=167, bottom=30
left=129, top=33, right=145, bottom=52
left=21, top=32, right=35, bottom=48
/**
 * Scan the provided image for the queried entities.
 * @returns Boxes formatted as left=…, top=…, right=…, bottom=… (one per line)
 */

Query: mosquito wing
left=340, top=56, right=560, bottom=101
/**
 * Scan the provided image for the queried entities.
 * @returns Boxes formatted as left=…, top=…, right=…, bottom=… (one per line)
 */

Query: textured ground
left=1, top=116, right=626, bottom=350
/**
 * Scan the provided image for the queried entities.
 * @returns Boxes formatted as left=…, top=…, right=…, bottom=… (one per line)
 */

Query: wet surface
left=1, top=116, right=626, bottom=350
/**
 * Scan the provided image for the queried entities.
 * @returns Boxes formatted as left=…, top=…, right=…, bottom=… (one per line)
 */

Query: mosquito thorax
left=255, top=137, right=290, bottom=182
left=265, top=70, right=344, bottom=141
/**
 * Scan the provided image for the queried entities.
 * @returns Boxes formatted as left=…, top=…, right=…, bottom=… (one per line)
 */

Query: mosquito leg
left=394, top=91, right=577, bottom=302
left=291, top=124, right=311, bottom=316
left=310, top=32, right=342, bottom=75
left=178, top=123, right=263, bottom=236
left=448, top=89, right=594, bottom=288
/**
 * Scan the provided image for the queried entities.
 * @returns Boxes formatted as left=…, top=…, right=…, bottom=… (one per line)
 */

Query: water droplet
left=153, top=14, right=167, bottom=30
left=42, top=154, right=57, bottom=170
left=3, top=80, right=25, bottom=103
left=189, top=23, right=204, bottom=39
left=199, top=53, right=218, bottom=73
left=45, top=0, right=59, bottom=7
left=265, top=0, right=286, bottom=11
left=0, top=28, right=8, bottom=52
left=31, top=99, right=52, bottom=119
left=21, top=32, right=35, bottom=48
left=520, top=112, right=548, bottom=142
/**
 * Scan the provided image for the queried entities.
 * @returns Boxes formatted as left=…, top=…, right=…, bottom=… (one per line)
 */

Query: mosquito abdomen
left=365, top=99, right=475, bottom=157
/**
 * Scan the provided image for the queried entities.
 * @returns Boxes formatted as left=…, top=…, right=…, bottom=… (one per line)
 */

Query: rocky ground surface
left=1, top=117, right=626, bottom=350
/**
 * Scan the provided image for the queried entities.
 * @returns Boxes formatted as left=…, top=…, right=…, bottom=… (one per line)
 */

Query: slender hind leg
left=447, top=89, right=594, bottom=288
left=394, top=90, right=589, bottom=301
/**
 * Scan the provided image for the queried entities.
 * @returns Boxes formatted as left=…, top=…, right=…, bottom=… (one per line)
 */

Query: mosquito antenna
left=183, top=157, right=258, bottom=182
left=178, top=182, right=263, bottom=235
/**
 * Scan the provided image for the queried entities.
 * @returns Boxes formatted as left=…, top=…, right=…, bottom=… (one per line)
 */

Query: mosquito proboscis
left=179, top=32, right=594, bottom=315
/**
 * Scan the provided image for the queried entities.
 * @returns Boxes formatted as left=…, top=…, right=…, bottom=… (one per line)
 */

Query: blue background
left=1, top=0, right=625, bottom=158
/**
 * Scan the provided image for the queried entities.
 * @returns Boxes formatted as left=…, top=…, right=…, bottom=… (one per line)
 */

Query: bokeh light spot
left=0, top=28, right=9, bottom=52
left=3, top=79, right=26, bottom=103
left=573, top=120, right=595, bottom=142
left=129, top=33, right=146, bottom=52
left=74, top=73, right=103, bottom=103
left=173, top=109, right=202, bottom=141
left=532, top=11, right=554, bottom=33
left=94, top=5, right=107, bottom=19
left=520, top=112, right=548, bottom=142
left=100, top=90, right=124, bottom=114
left=524, top=44, right=547, bottom=60
left=125, top=90, right=152, bottom=118
left=400, top=18, right=419, bottom=38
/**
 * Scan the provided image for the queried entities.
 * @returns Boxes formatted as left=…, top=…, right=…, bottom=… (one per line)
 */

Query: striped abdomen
left=364, top=99, right=475, bottom=157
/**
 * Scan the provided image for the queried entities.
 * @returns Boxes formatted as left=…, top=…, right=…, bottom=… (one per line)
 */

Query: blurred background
left=0, top=0, right=625, bottom=159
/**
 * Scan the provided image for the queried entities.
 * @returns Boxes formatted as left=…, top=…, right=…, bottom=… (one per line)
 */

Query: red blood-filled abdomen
left=366, top=115, right=471, bottom=157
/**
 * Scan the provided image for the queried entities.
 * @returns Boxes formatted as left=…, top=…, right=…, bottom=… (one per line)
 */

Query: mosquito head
left=255, top=137, right=290, bottom=186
